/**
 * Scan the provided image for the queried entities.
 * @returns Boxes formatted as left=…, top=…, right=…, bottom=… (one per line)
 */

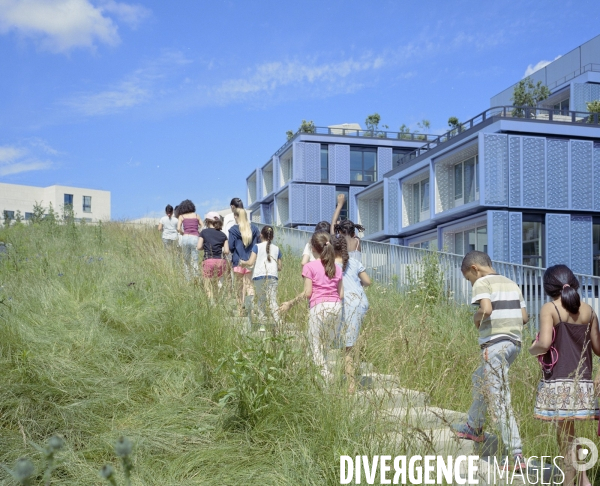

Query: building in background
left=355, top=34, right=600, bottom=275
left=245, top=124, right=434, bottom=231
left=0, top=183, right=111, bottom=222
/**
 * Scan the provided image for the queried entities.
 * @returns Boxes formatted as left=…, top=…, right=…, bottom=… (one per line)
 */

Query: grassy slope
left=0, top=222, right=599, bottom=484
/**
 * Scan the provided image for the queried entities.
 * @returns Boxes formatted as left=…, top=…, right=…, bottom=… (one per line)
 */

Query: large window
left=453, top=225, right=487, bottom=256
left=553, top=98, right=570, bottom=115
left=393, top=148, right=411, bottom=167
left=64, top=194, right=73, bottom=206
left=454, top=156, right=479, bottom=206
left=350, top=147, right=377, bottom=182
left=83, top=196, right=92, bottom=213
left=412, top=178, right=430, bottom=223
left=320, top=145, right=328, bottom=182
left=523, top=222, right=543, bottom=267
left=335, top=186, right=349, bottom=221
left=410, top=238, right=438, bottom=250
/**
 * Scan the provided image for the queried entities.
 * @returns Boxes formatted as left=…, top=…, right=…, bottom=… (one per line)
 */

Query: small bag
left=536, top=327, right=558, bottom=375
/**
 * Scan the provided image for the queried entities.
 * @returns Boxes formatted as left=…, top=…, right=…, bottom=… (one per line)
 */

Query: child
left=228, top=208, right=260, bottom=315
left=529, top=264, right=600, bottom=486
left=333, top=233, right=370, bottom=393
left=451, top=250, right=528, bottom=471
left=280, top=232, right=343, bottom=378
left=176, top=199, right=203, bottom=281
left=301, top=221, right=331, bottom=266
left=158, top=204, right=178, bottom=249
left=330, top=194, right=364, bottom=260
left=240, top=225, right=282, bottom=327
left=197, top=212, right=229, bottom=302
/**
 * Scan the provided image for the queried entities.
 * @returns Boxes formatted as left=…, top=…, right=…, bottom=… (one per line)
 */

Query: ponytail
left=235, top=208, right=252, bottom=246
left=543, top=264, right=581, bottom=314
left=261, top=225, right=274, bottom=262
left=332, top=232, right=349, bottom=272
left=311, top=232, right=336, bottom=278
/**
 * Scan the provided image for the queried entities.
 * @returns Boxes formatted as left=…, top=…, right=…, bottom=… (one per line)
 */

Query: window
left=267, top=201, right=274, bottom=224
left=83, top=196, right=92, bottom=213
left=411, top=178, right=430, bottom=224
left=320, top=145, right=328, bottom=182
left=553, top=98, right=569, bottom=115
left=410, top=238, right=438, bottom=250
left=64, top=194, right=73, bottom=206
left=523, top=222, right=544, bottom=267
left=3, top=210, right=14, bottom=220
left=453, top=225, right=487, bottom=255
left=350, top=147, right=377, bottom=182
left=25, top=212, right=33, bottom=221
left=393, top=148, right=411, bottom=167
left=454, top=156, right=479, bottom=206
left=335, top=186, right=349, bottom=221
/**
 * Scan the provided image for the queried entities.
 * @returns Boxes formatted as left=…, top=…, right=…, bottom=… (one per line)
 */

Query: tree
left=299, top=120, right=315, bottom=133
left=416, top=119, right=430, bottom=140
left=511, top=77, right=550, bottom=117
left=397, top=124, right=411, bottom=140
left=586, top=100, right=600, bottom=124
left=286, top=130, right=294, bottom=141
left=447, top=116, right=463, bottom=137
left=364, top=113, right=388, bottom=137
left=14, top=210, right=23, bottom=225
left=31, top=201, right=45, bottom=224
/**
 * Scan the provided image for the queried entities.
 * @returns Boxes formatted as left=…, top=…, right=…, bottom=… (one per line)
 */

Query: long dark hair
left=178, top=199, right=196, bottom=215
left=335, top=219, right=364, bottom=238
left=261, top=225, right=274, bottom=261
left=165, top=204, right=173, bottom=219
left=311, top=232, right=336, bottom=278
left=230, top=198, right=244, bottom=209
left=314, top=221, right=331, bottom=233
left=332, top=232, right=349, bottom=272
left=543, top=264, right=581, bottom=314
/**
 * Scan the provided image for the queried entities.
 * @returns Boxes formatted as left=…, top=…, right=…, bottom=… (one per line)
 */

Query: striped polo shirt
left=471, top=274, right=526, bottom=347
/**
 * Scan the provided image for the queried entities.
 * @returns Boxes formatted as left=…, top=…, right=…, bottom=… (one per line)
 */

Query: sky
left=0, top=0, right=599, bottom=219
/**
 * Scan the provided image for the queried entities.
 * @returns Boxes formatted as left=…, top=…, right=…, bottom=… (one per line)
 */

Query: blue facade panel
left=290, top=184, right=306, bottom=223
left=509, top=212, right=522, bottom=264
left=482, top=134, right=508, bottom=206
left=304, top=142, right=321, bottom=183
left=508, top=136, right=521, bottom=207
left=385, top=178, right=400, bottom=234
left=306, top=185, right=320, bottom=224
left=570, top=216, right=593, bottom=275
left=320, top=185, right=336, bottom=223
left=378, top=147, right=393, bottom=181
left=594, top=143, right=600, bottom=211
left=256, top=168, right=263, bottom=201
left=293, top=143, right=305, bottom=182
left=546, top=214, right=571, bottom=267
left=546, top=139, right=569, bottom=209
left=329, top=144, right=350, bottom=184
left=273, top=156, right=280, bottom=191
left=488, top=211, right=509, bottom=262
left=570, top=140, right=593, bottom=210
left=262, top=203, right=272, bottom=225
left=522, top=137, right=546, bottom=208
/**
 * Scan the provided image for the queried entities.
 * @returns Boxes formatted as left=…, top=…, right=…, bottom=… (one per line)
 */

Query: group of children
left=162, top=196, right=600, bottom=483
left=455, top=250, right=600, bottom=485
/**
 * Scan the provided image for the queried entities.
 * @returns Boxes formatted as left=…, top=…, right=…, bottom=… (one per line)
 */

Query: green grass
left=1, top=221, right=599, bottom=484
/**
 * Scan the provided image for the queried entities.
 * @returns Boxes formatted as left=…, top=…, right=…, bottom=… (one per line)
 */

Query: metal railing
left=274, top=126, right=436, bottom=157
left=547, top=63, right=600, bottom=90
left=397, top=105, right=600, bottom=168
left=262, top=224, right=600, bottom=328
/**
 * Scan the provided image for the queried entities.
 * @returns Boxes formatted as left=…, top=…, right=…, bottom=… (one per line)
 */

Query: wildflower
left=13, top=458, right=35, bottom=483
left=47, top=435, right=65, bottom=453
left=115, top=436, right=133, bottom=457
left=414, top=305, right=420, bottom=308
left=58, top=273, right=63, bottom=277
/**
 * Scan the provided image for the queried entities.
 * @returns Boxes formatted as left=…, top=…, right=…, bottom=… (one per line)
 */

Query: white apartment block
left=0, top=183, right=111, bottom=222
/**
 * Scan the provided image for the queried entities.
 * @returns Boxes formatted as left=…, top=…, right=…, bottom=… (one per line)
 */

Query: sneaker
left=451, top=423, right=484, bottom=442
left=501, top=454, right=526, bottom=472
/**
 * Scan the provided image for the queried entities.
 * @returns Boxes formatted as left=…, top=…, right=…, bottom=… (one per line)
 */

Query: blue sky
left=0, top=0, right=599, bottom=219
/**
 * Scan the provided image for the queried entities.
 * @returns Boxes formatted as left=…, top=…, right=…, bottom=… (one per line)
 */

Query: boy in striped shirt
left=451, top=251, right=529, bottom=471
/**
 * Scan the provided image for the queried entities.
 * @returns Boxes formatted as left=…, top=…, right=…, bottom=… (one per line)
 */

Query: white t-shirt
left=160, top=215, right=179, bottom=240
left=252, top=242, right=282, bottom=279
left=303, top=242, right=316, bottom=262
left=223, top=212, right=235, bottom=239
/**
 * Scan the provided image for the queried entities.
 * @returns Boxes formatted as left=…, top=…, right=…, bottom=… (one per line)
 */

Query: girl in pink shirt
left=280, top=232, right=343, bottom=378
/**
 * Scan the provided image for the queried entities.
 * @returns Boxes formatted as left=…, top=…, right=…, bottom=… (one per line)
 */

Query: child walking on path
left=240, top=225, right=282, bottom=327
left=332, top=232, right=370, bottom=393
left=158, top=204, right=178, bottom=249
left=197, top=212, right=229, bottom=302
left=228, top=208, right=260, bottom=315
left=451, top=250, right=528, bottom=471
left=280, top=232, right=343, bottom=378
left=529, top=264, right=600, bottom=486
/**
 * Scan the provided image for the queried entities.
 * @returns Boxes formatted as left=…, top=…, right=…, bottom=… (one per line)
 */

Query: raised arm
left=331, top=193, right=345, bottom=234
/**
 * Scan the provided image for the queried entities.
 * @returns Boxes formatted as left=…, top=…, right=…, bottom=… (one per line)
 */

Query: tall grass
left=0, top=221, right=599, bottom=484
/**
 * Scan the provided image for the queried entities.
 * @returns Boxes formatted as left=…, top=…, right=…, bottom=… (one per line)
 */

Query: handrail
left=396, top=105, right=600, bottom=168
left=547, top=63, right=600, bottom=90
left=273, top=126, right=435, bottom=158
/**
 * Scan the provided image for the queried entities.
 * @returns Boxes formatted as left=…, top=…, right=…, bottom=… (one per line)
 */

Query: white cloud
left=524, top=55, right=561, bottom=78
left=0, top=140, right=59, bottom=176
left=0, top=0, right=150, bottom=53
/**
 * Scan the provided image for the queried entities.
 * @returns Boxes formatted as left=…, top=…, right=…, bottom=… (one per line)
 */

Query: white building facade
left=0, top=183, right=111, bottom=222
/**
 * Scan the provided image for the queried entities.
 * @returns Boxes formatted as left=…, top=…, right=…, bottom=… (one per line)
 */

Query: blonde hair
left=235, top=208, right=252, bottom=246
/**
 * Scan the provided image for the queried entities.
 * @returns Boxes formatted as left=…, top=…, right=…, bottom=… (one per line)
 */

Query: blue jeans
left=467, top=340, right=522, bottom=456
left=181, top=235, right=199, bottom=280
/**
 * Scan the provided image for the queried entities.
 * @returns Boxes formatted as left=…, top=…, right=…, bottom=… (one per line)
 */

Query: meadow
left=0, top=218, right=599, bottom=485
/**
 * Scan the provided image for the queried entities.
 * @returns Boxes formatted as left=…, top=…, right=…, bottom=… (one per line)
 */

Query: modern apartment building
left=246, top=124, right=433, bottom=231
left=355, top=34, right=600, bottom=275
left=0, top=183, right=111, bottom=222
